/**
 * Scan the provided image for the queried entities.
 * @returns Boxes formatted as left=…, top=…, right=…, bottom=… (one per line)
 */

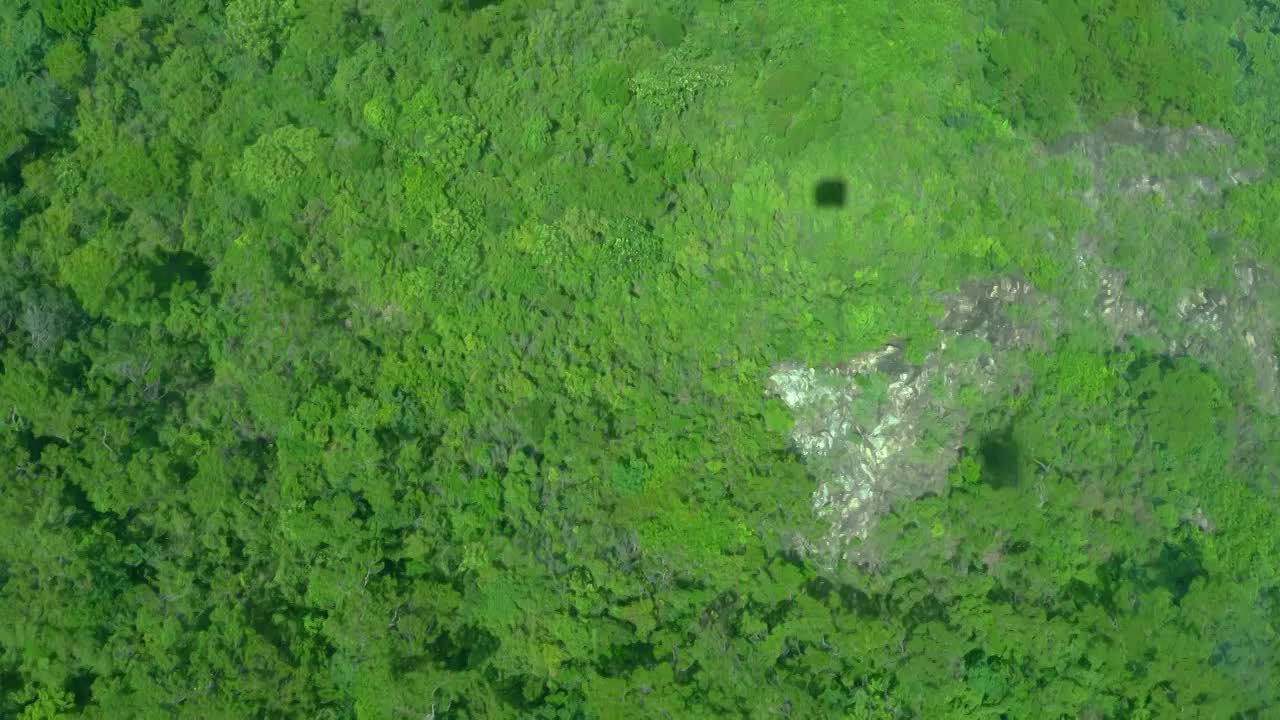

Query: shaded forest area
left=2, top=0, right=1280, bottom=717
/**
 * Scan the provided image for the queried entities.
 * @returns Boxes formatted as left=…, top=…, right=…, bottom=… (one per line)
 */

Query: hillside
left=2, top=1, right=1278, bottom=717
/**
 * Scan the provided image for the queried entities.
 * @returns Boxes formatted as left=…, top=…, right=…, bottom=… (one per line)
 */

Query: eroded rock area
left=1076, top=250, right=1280, bottom=413
left=769, top=277, right=1049, bottom=560
left=1058, top=119, right=1280, bottom=413
left=776, top=117, right=1278, bottom=562
left=1050, top=113, right=1264, bottom=205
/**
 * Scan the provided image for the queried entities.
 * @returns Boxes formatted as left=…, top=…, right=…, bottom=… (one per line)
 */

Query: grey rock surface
left=774, top=117, right=1277, bottom=563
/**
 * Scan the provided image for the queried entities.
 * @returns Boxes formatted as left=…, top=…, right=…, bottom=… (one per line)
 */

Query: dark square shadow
left=814, top=178, right=847, bottom=208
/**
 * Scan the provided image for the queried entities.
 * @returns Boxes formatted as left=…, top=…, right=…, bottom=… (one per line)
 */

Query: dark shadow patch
left=0, top=671, right=22, bottom=699
left=1262, top=585, right=1280, bottom=629
left=986, top=584, right=1017, bottom=605
left=837, top=584, right=880, bottom=618
left=19, top=431, right=70, bottom=464
left=902, top=585, right=948, bottom=627
left=350, top=491, right=374, bottom=522
left=65, top=672, right=96, bottom=708
left=123, top=557, right=153, bottom=586
left=244, top=598, right=310, bottom=668
left=1208, top=232, right=1233, bottom=258
left=1122, top=351, right=1177, bottom=386
left=149, top=250, right=211, bottom=294
left=1006, top=539, right=1030, bottom=555
left=1, top=132, right=62, bottom=193
left=978, top=426, right=1022, bottom=488
left=1147, top=538, right=1205, bottom=605
left=1061, top=577, right=1107, bottom=613
left=435, top=626, right=496, bottom=671
left=454, top=0, right=502, bottom=10
left=814, top=178, right=847, bottom=208
left=60, top=478, right=107, bottom=529
left=600, top=641, right=656, bottom=677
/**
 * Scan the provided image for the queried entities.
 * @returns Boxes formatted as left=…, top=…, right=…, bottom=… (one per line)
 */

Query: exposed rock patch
left=774, top=116, right=1277, bottom=563
left=1050, top=113, right=1263, bottom=205
left=768, top=276, right=1048, bottom=561
left=1055, top=118, right=1279, bottom=412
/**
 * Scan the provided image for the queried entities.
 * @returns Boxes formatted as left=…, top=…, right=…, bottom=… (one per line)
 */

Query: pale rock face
left=1053, top=113, right=1263, bottom=207
left=768, top=277, right=1047, bottom=563
left=773, top=117, right=1278, bottom=563
left=1054, top=117, right=1278, bottom=411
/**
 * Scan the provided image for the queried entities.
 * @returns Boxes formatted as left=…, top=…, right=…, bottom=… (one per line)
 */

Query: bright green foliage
left=1224, top=177, right=1280, bottom=265
left=225, top=0, right=299, bottom=62
left=33, top=0, right=120, bottom=35
left=1, top=3, right=68, bottom=167
left=978, top=0, right=1239, bottom=138
left=43, top=39, right=85, bottom=88
left=873, top=349, right=1279, bottom=717
left=234, top=124, right=323, bottom=203
left=1, top=0, right=1278, bottom=718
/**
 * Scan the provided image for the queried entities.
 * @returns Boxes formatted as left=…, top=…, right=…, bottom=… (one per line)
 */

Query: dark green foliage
left=33, top=0, right=121, bottom=35
left=874, top=348, right=1279, bottom=717
left=0, top=0, right=1277, bottom=717
left=978, top=0, right=1239, bottom=137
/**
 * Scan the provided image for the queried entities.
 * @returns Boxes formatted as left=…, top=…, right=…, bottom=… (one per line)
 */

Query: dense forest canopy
left=2, top=0, right=1279, bottom=717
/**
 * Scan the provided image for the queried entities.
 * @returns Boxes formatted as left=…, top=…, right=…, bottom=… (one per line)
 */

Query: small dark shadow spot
left=443, top=0, right=501, bottom=9
left=978, top=427, right=1021, bottom=489
left=814, top=178, right=847, bottom=208
left=66, top=672, right=96, bottom=708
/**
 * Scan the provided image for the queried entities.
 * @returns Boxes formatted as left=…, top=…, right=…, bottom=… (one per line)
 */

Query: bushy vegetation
left=1, top=0, right=1277, bottom=717
left=976, top=0, right=1240, bottom=138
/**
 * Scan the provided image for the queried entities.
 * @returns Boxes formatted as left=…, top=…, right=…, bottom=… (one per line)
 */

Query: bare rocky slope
left=772, top=116, right=1278, bottom=564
